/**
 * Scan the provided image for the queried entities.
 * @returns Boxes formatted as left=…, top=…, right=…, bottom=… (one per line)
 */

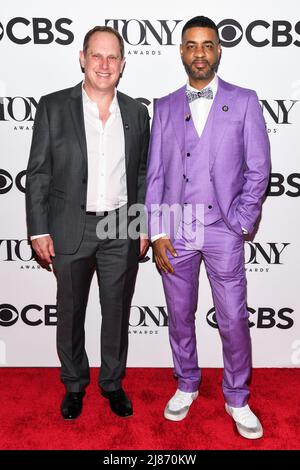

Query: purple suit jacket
left=145, top=78, right=271, bottom=239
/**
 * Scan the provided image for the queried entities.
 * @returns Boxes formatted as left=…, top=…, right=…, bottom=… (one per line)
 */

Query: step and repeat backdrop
left=1, top=0, right=299, bottom=367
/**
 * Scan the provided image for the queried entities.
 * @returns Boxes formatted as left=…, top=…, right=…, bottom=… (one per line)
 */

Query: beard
left=182, top=57, right=220, bottom=81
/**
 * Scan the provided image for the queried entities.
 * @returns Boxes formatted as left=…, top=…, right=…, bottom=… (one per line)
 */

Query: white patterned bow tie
left=185, top=87, right=213, bottom=103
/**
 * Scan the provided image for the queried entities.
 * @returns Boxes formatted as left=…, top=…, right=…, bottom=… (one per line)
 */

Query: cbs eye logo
left=0, top=18, right=73, bottom=45
left=206, top=307, right=294, bottom=329
left=0, top=170, right=13, bottom=194
left=0, top=22, right=4, bottom=41
left=206, top=308, right=218, bottom=328
left=0, top=304, right=58, bottom=326
left=0, top=169, right=26, bottom=194
left=217, top=19, right=300, bottom=47
left=0, top=304, right=18, bottom=327
left=218, top=19, right=243, bottom=47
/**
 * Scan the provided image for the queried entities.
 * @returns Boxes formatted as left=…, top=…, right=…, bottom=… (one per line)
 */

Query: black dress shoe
left=101, top=388, right=133, bottom=417
left=61, top=391, right=85, bottom=420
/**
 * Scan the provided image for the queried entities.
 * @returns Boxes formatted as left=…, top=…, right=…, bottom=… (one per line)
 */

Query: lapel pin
left=222, top=105, right=229, bottom=112
left=125, top=124, right=129, bottom=129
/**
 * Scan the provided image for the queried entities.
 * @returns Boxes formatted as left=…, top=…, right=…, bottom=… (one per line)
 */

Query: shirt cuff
left=30, top=234, right=50, bottom=240
left=151, top=233, right=167, bottom=243
left=140, top=233, right=148, bottom=240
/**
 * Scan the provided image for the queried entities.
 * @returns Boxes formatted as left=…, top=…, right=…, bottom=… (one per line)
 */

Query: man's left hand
left=139, top=236, right=149, bottom=259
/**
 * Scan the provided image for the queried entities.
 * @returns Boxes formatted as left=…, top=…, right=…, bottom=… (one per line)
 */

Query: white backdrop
left=1, top=0, right=300, bottom=367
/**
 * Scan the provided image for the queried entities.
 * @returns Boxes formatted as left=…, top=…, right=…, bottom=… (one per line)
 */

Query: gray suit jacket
left=26, top=82, right=150, bottom=254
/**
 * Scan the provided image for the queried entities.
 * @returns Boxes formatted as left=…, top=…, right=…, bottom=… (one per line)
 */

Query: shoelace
left=234, top=406, right=256, bottom=425
left=172, top=391, right=192, bottom=407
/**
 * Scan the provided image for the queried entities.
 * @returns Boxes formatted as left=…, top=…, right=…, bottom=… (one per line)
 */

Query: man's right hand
left=152, top=237, right=177, bottom=274
left=31, top=235, right=55, bottom=271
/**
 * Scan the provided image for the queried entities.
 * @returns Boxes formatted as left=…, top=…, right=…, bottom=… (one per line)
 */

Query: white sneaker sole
left=225, top=404, right=263, bottom=440
left=236, top=423, right=263, bottom=440
left=164, top=407, right=190, bottom=422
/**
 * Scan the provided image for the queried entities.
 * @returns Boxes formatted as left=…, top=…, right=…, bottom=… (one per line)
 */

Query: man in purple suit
left=145, top=16, right=270, bottom=439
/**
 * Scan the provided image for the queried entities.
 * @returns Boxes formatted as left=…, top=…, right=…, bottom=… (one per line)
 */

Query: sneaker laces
left=232, top=405, right=257, bottom=427
left=169, top=390, right=195, bottom=411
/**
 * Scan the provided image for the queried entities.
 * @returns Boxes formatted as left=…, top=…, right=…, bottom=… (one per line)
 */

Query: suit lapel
left=117, top=91, right=131, bottom=169
left=170, top=86, right=186, bottom=167
left=209, top=78, right=236, bottom=170
left=69, top=82, right=87, bottom=161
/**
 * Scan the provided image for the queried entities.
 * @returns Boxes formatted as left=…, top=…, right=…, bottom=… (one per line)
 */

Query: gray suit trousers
left=52, top=211, right=139, bottom=392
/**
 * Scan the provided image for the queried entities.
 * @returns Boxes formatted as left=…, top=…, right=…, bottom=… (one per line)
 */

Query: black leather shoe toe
left=61, top=391, right=85, bottom=420
left=101, top=388, right=133, bottom=417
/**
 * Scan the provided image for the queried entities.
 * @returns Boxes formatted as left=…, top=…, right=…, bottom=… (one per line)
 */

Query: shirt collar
left=186, top=74, right=218, bottom=96
left=82, top=83, right=118, bottom=113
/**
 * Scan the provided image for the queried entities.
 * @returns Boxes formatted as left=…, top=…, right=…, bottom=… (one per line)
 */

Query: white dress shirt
left=83, top=86, right=127, bottom=212
left=187, top=74, right=218, bottom=137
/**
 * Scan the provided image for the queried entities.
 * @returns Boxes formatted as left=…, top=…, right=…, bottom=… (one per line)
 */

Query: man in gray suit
left=26, top=26, right=150, bottom=419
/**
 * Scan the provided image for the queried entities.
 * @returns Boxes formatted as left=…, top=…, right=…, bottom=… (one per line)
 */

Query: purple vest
left=182, top=100, right=222, bottom=226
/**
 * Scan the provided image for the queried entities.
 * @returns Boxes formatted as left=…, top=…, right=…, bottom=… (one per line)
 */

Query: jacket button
left=81, top=204, right=85, bottom=210
left=82, top=178, right=87, bottom=184
left=183, top=174, right=186, bottom=179
left=187, top=153, right=190, bottom=157
left=208, top=205, right=212, bottom=209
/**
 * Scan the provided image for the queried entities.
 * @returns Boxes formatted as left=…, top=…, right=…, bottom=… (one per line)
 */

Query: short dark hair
left=182, top=16, right=219, bottom=42
left=83, top=26, right=125, bottom=58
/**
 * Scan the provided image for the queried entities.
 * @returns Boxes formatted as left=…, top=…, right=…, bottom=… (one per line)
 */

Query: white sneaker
left=164, top=389, right=198, bottom=421
left=225, top=403, right=263, bottom=439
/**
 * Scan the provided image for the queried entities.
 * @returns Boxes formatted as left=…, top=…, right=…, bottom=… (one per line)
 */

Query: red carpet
left=0, top=368, right=299, bottom=450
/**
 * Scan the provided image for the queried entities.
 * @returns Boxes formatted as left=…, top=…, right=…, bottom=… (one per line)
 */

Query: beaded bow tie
left=185, top=87, right=213, bottom=103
